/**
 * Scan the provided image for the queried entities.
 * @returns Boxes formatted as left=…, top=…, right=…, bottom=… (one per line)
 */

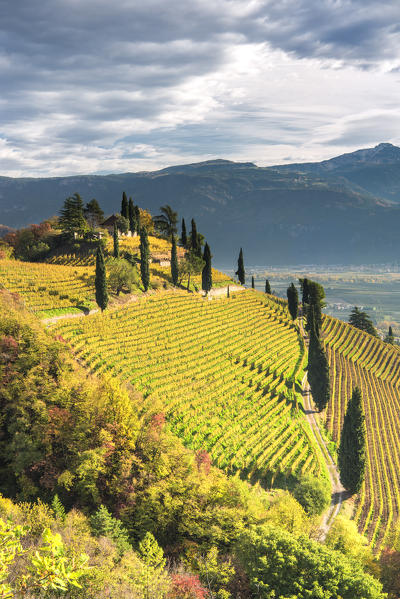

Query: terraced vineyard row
left=52, top=290, right=327, bottom=484
left=0, top=260, right=95, bottom=312
left=322, top=315, right=400, bottom=550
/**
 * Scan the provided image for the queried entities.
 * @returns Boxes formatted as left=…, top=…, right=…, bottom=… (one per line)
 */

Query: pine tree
left=171, top=235, right=179, bottom=286
left=251, top=275, right=255, bottom=289
left=181, top=218, right=187, bottom=247
left=128, top=197, right=136, bottom=235
left=236, top=248, right=245, bottom=285
left=84, top=198, right=104, bottom=228
left=140, top=227, right=150, bottom=292
left=90, top=505, right=131, bottom=555
left=338, top=387, right=366, bottom=494
left=287, top=282, right=299, bottom=320
left=349, top=307, right=378, bottom=337
left=308, top=311, right=330, bottom=412
left=95, top=245, right=108, bottom=311
left=121, top=192, right=129, bottom=220
left=59, top=193, right=87, bottom=237
left=51, top=494, right=66, bottom=522
left=113, top=223, right=119, bottom=258
left=201, top=242, right=212, bottom=294
left=265, top=279, right=271, bottom=294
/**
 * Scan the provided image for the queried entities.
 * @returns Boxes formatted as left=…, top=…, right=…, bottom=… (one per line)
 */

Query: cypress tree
left=201, top=242, right=212, bottom=294
left=171, top=234, right=179, bottom=286
left=128, top=197, right=136, bottom=234
left=134, top=205, right=140, bottom=231
left=251, top=275, right=255, bottom=289
left=181, top=218, right=187, bottom=247
left=140, top=227, right=150, bottom=292
left=190, top=219, right=201, bottom=256
left=265, top=279, right=271, bottom=294
left=113, top=222, right=119, bottom=258
left=308, top=309, right=330, bottom=412
left=385, top=325, right=395, bottom=344
left=287, top=282, right=299, bottom=320
left=338, top=387, right=366, bottom=494
left=236, top=248, right=245, bottom=285
left=300, top=277, right=310, bottom=306
left=95, top=245, right=108, bottom=312
left=121, top=192, right=128, bottom=220
left=227, top=285, right=230, bottom=298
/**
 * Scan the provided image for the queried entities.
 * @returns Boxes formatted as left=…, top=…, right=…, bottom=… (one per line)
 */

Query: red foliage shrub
left=150, top=412, right=166, bottom=433
left=168, top=574, right=207, bottom=599
left=0, top=335, right=19, bottom=362
left=195, top=449, right=211, bottom=475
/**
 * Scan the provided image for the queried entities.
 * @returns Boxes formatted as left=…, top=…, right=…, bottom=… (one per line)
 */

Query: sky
left=1, top=0, right=400, bottom=177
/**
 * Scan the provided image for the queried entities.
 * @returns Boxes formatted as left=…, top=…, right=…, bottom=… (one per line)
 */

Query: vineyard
left=0, top=259, right=95, bottom=313
left=322, top=315, right=400, bottom=550
left=51, top=290, right=327, bottom=485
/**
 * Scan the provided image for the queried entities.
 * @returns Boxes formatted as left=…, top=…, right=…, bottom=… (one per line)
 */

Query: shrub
left=169, top=574, right=206, bottom=599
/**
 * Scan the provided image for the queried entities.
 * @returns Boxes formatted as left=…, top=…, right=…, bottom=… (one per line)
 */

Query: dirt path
left=202, top=284, right=245, bottom=298
left=299, top=317, right=346, bottom=539
left=42, top=308, right=99, bottom=325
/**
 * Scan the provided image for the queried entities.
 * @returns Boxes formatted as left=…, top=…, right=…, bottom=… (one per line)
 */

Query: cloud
left=1, top=0, right=400, bottom=176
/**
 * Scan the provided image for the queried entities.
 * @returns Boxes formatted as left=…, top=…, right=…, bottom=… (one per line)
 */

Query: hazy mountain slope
left=275, top=143, right=400, bottom=203
left=2, top=153, right=400, bottom=266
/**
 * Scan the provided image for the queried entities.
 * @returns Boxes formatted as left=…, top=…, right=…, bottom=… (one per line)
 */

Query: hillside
left=275, top=142, right=400, bottom=204
left=322, top=314, right=400, bottom=551
left=2, top=151, right=400, bottom=265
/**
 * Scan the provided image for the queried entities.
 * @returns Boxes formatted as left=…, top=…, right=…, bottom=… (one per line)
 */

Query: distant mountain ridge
left=1, top=143, right=400, bottom=265
left=273, top=143, right=400, bottom=202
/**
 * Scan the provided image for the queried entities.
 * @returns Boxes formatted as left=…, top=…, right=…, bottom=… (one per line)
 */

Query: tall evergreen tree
left=95, top=245, right=108, bottom=312
left=113, top=223, right=119, bottom=258
left=349, top=307, right=378, bottom=337
left=121, top=192, right=129, bottom=220
left=190, top=219, right=201, bottom=256
left=265, top=279, right=271, bottom=294
left=171, top=235, right=179, bottom=286
left=59, top=193, right=87, bottom=237
left=299, top=278, right=310, bottom=306
left=338, top=387, right=366, bottom=494
left=84, top=198, right=104, bottom=228
left=385, top=325, right=395, bottom=344
left=201, top=242, right=212, bottom=294
left=251, top=275, right=255, bottom=289
left=236, top=248, right=245, bottom=285
left=134, top=205, right=140, bottom=231
left=287, top=282, right=299, bottom=320
left=128, top=198, right=136, bottom=235
left=306, top=280, right=325, bottom=334
left=140, top=227, right=150, bottom=292
left=308, top=310, right=330, bottom=412
left=181, top=218, right=187, bottom=247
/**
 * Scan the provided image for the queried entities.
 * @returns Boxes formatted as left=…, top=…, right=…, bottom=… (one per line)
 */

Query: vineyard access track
left=299, top=317, right=347, bottom=539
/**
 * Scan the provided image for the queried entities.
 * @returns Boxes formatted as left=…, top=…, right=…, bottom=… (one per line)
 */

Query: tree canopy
left=349, top=307, right=378, bottom=337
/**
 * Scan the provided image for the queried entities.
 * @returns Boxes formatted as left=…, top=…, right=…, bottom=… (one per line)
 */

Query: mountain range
left=2, top=142, right=400, bottom=266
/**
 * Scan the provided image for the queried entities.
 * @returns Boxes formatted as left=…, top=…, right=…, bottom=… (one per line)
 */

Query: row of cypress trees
left=121, top=192, right=140, bottom=235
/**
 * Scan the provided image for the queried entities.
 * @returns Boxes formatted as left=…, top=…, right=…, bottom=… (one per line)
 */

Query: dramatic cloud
left=1, top=0, right=400, bottom=175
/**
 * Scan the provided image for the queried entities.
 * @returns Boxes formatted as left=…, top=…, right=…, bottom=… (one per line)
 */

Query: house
left=101, top=214, right=135, bottom=237
left=151, top=247, right=186, bottom=267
